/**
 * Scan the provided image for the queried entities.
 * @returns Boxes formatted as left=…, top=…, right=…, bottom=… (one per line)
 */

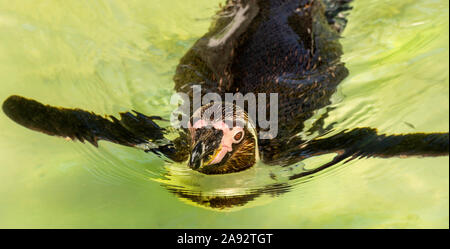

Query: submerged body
left=2, top=0, right=449, bottom=209
left=174, top=0, right=349, bottom=170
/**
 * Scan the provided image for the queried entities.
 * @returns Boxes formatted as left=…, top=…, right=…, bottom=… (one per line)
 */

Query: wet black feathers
left=2, top=95, right=165, bottom=149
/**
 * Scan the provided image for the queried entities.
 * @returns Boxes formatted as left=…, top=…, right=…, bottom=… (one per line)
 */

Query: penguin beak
left=188, top=130, right=225, bottom=170
left=189, top=141, right=204, bottom=169
left=189, top=140, right=225, bottom=169
left=188, top=126, right=225, bottom=171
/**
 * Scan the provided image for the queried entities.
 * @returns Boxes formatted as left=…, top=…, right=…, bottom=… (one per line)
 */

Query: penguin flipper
left=281, top=127, right=449, bottom=180
left=2, top=95, right=181, bottom=160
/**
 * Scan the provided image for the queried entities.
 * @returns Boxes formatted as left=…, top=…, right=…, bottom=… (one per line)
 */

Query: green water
left=0, top=0, right=448, bottom=228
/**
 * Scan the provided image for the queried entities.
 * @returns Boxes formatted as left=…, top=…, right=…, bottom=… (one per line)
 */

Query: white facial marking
left=190, top=119, right=244, bottom=165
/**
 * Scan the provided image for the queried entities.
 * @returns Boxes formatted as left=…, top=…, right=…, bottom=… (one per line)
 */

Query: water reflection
left=151, top=127, right=448, bottom=211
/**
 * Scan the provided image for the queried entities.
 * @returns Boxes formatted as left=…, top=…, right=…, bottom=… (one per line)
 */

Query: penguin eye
left=233, top=131, right=244, bottom=143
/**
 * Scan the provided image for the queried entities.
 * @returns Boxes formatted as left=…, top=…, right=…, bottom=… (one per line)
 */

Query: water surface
left=0, top=0, right=448, bottom=228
